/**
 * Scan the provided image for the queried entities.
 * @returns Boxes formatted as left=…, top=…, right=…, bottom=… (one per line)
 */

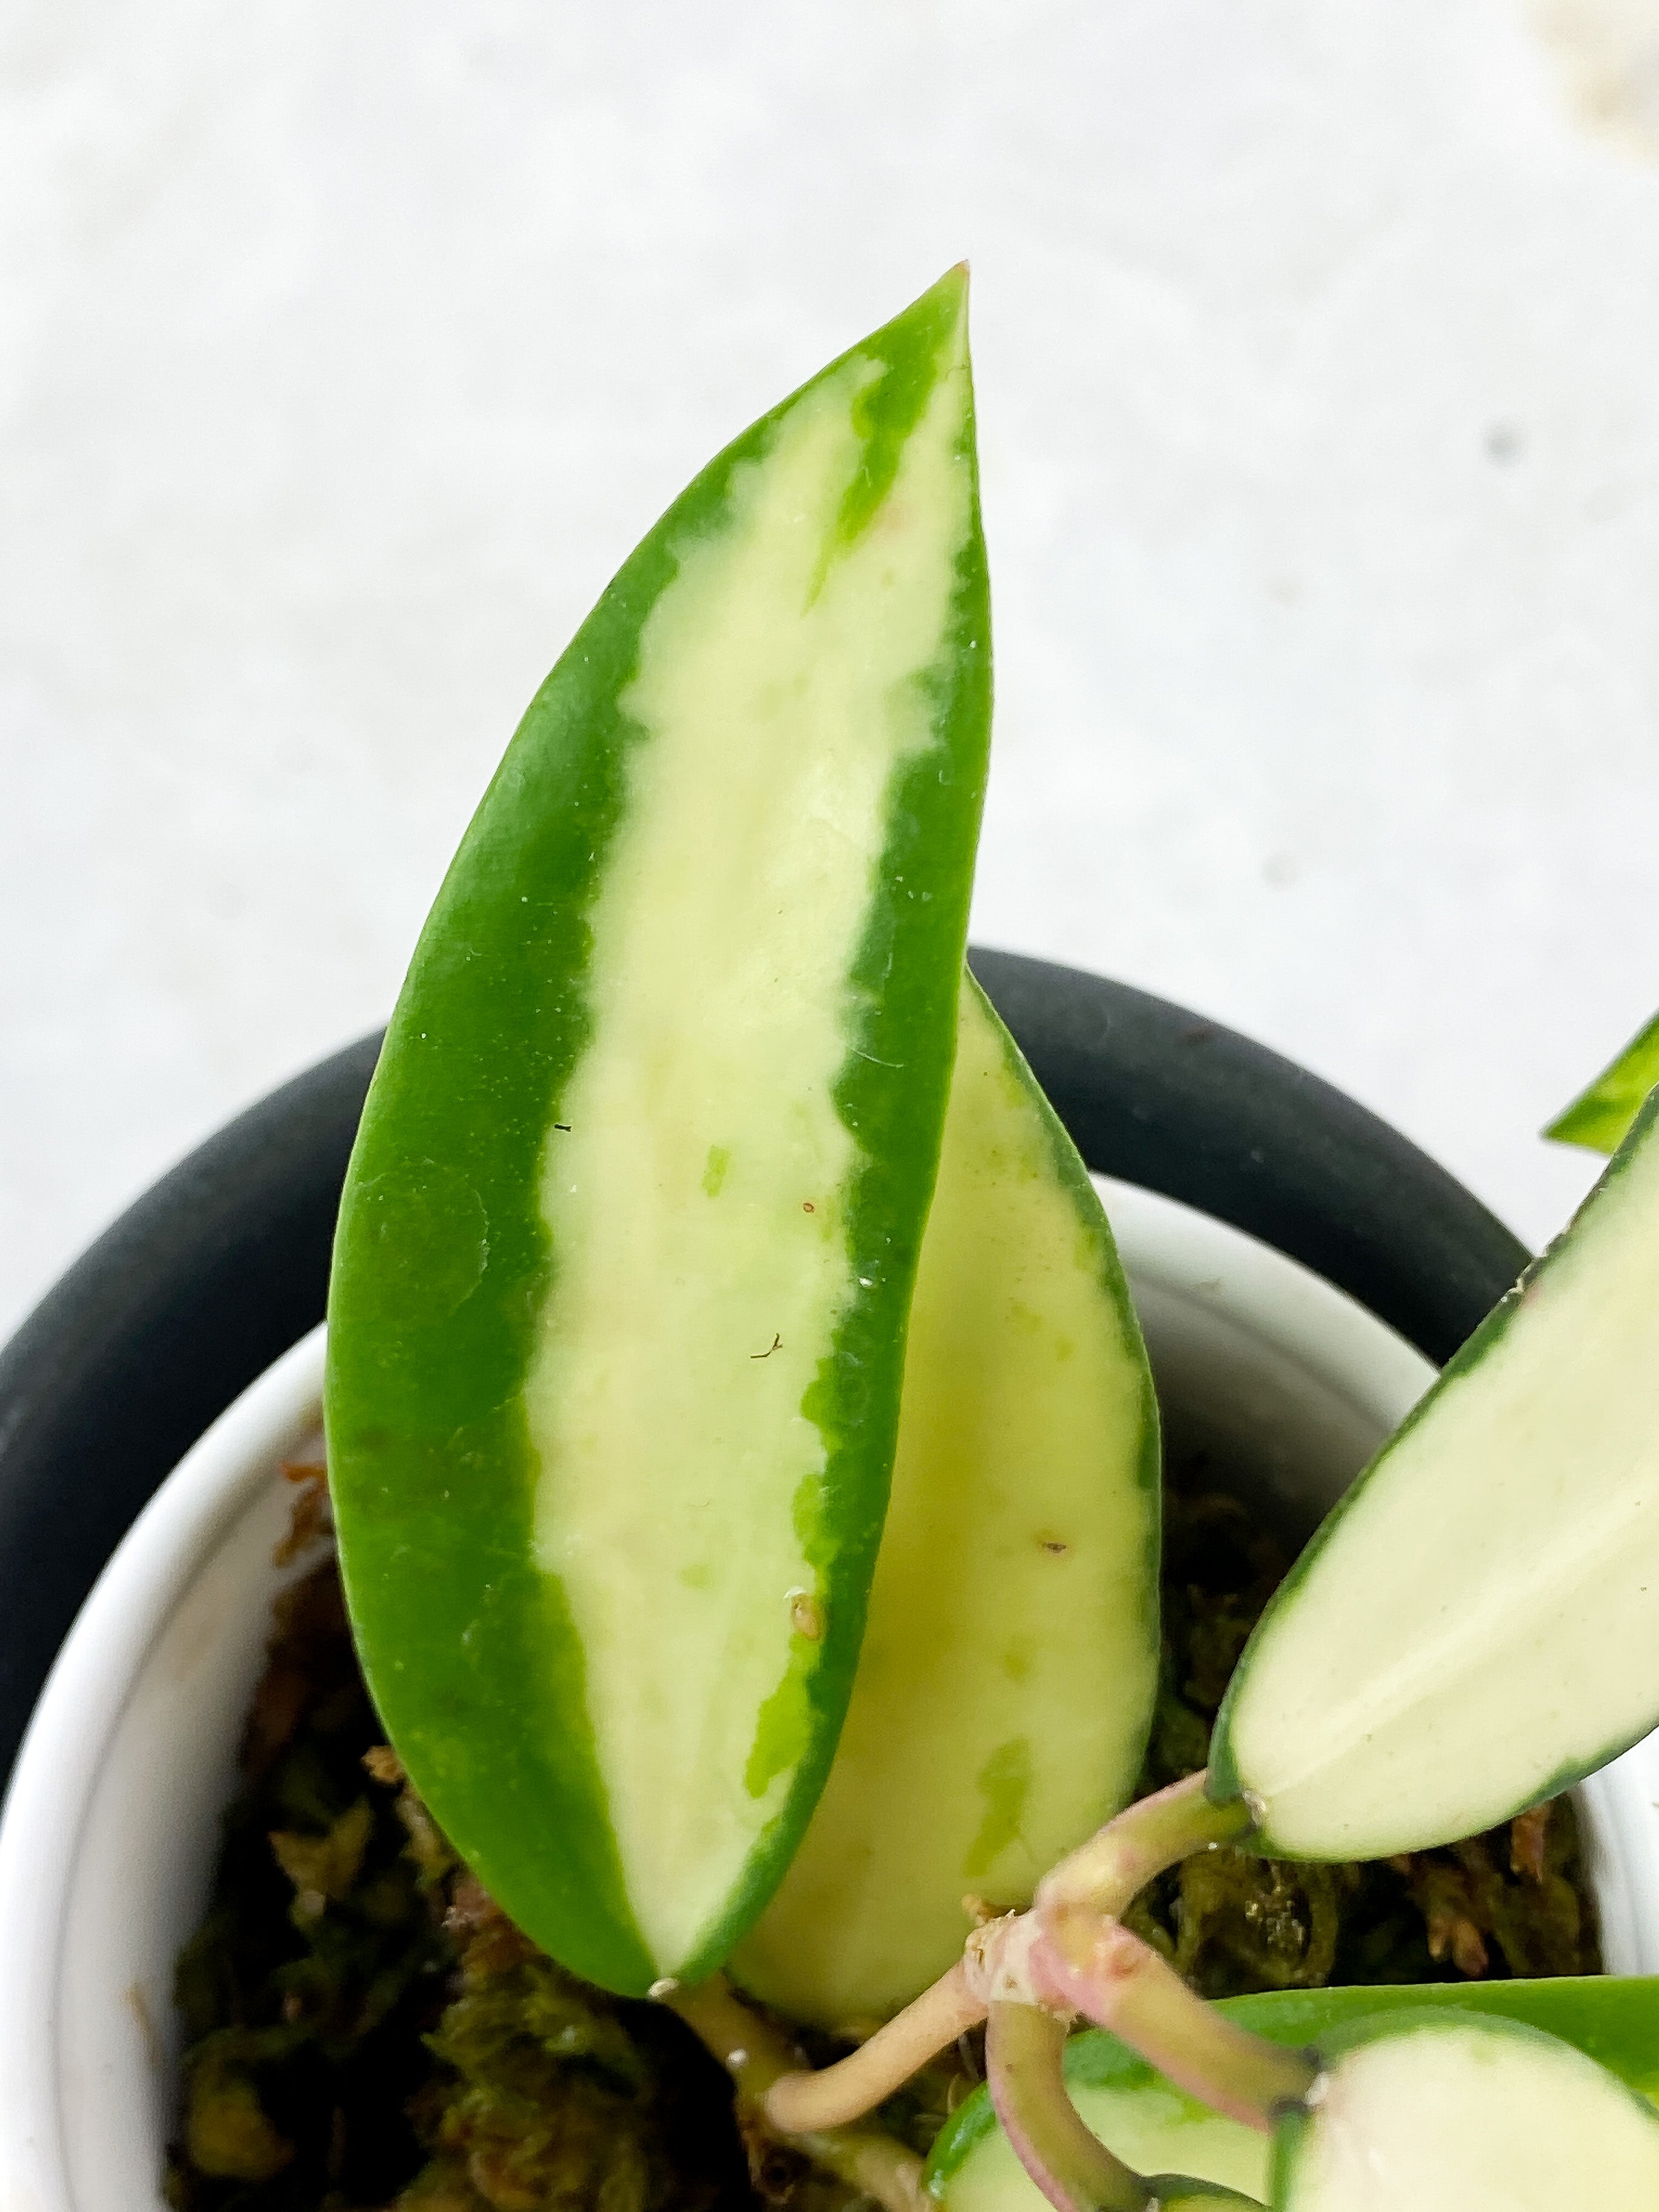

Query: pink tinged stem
left=759, top=1772, right=1257, bottom=2141
left=1037, top=1770, right=1254, bottom=1921
left=762, top=1958, right=986, bottom=2135
left=1028, top=1914, right=1317, bottom=2134
left=985, top=2002, right=1150, bottom=2212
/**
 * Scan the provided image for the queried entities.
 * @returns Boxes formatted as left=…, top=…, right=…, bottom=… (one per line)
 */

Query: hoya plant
left=324, top=273, right=1659, bottom=2212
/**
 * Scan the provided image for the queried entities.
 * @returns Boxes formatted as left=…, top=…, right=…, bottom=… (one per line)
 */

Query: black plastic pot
left=0, top=949, right=1528, bottom=1794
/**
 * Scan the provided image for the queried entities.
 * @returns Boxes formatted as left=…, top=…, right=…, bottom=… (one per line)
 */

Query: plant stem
left=985, top=2002, right=1149, bottom=2212
left=1030, top=1915, right=1317, bottom=2133
left=762, top=1958, right=986, bottom=2133
left=1037, top=1771, right=1254, bottom=1919
left=759, top=1772, right=1258, bottom=2136
left=665, top=1975, right=929, bottom=2212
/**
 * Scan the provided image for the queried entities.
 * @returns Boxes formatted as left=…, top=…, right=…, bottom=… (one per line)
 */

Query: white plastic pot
left=2, top=1179, right=1656, bottom=2212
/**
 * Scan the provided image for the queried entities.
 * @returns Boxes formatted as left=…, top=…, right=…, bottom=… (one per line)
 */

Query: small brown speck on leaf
left=788, top=1591, right=825, bottom=1640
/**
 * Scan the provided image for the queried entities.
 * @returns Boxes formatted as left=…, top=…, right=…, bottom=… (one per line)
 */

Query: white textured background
left=5, top=0, right=1659, bottom=1345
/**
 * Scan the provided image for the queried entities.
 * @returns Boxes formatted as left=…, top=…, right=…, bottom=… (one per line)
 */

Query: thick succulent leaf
left=1274, top=2011, right=1659, bottom=2212
left=923, top=1979, right=1659, bottom=2209
left=1209, top=1086, right=1659, bottom=1859
left=1544, top=1007, right=1659, bottom=1155
left=325, top=270, right=991, bottom=1994
left=730, top=972, right=1160, bottom=2029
